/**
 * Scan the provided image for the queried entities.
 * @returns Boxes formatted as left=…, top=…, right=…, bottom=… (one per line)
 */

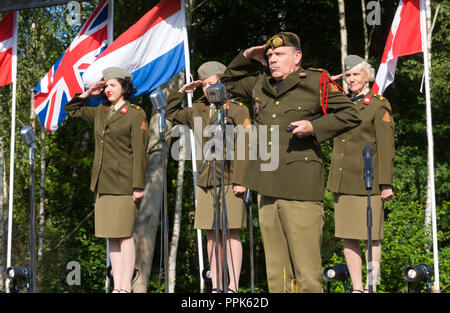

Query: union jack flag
left=33, top=0, right=112, bottom=133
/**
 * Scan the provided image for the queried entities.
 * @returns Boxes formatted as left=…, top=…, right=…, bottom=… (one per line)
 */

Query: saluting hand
left=289, top=120, right=314, bottom=139
left=178, top=80, right=202, bottom=93
left=133, top=188, right=145, bottom=202
left=79, top=81, right=106, bottom=98
left=243, top=45, right=268, bottom=67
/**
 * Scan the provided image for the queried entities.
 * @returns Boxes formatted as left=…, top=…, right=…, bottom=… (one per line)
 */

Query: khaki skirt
left=195, top=185, right=247, bottom=230
left=95, top=194, right=139, bottom=238
left=333, top=193, right=384, bottom=240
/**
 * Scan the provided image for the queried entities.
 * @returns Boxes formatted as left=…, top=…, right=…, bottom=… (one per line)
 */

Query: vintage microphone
left=149, top=89, right=169, bottom=293
left=363, top=145, right=374, bottom=293
left=205, top=83, right=231, bottom=292
left=20, top=126, right=37, bottom=293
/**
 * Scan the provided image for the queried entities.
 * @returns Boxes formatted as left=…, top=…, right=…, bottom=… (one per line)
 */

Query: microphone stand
left=159, top=111, right=169, bottom=293
left=363, top=146, right=374, bottom=294
left=244, top=189, right=254, bottom=293
left=27, top=142, right=37, bottom=293
left=217, top=104, right=231, bottom=293
left=199, top=124, right=222, bottom=292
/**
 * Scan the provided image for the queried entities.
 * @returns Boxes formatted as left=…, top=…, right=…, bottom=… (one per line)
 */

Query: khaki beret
left=263, top=32, right=301, bottom=55
left=344, top=55, right=365, bottom=71
left=102, top=67, right=133, bottom=81
left=197, top=61, right=226, bottom=80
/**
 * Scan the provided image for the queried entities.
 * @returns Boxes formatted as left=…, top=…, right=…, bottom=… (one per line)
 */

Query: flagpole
left=181, top=0, right=206, bottom=294
left=420, top=0, right=440, bottom=293
left=6, top=11, right=18, bottom=294
left=105, top=0, right=114, bottom=294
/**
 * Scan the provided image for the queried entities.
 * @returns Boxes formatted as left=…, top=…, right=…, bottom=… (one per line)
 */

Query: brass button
left=342, top=139, right=346, bottom=143
left=268, top=141, right=272, bottom=146
left=275, top=101, right=280, bottom=106
left=272, top=114, right=277, bottom=119
left=270, top=127, right=274, bottom=132
left=340, top=153, right=344, bottom=157
left=304, top=157, right=308, bottom=160
left=339, top=168, right=342, bottom=171
left=298, top=106, right=302, bottom=110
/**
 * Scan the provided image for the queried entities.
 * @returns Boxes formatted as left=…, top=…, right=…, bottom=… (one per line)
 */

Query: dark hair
left=101, top=77, right=137, bottom=103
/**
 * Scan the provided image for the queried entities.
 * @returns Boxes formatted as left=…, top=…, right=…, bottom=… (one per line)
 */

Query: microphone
left=244, top=189, right=253, bottom=206
left=149, top=89, right=167, bottom=113
left=20, top=126, right=36, bottom=147
left=149, top=89, right=167, bottom=135
left=362, top=145, right=373, bottom=190
left=206, top=83, right=227, bottom=106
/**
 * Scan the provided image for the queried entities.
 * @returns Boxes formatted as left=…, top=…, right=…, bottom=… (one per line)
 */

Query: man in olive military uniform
left=221, top=32, right=361, bottom=292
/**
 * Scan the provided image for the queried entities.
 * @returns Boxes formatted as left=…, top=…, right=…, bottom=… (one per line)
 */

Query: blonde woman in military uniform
left=65, top=67, right=149, bottom=293
left=327, top=55, right=395, bottom=293
left=166, top=61, right=250, bottom=293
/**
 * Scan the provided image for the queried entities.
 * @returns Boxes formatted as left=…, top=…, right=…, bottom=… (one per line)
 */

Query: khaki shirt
left=166, top=90, right=250, bottom=188
left=221, top=52, right=361, bottom=201
left=65, top=96, right=149, bottom=194
left=327, top=91, right=395, bottom=195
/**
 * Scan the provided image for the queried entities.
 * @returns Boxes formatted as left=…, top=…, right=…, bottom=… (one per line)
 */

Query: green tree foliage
left=0, top=0, right=448, bottom=293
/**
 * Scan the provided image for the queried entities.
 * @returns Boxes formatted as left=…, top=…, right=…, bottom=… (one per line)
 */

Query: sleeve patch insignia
left=243, top=118, right=251, bottom=128
left=330, top=84, right=339, bottom=92
left=141, top=121, right=148, bottom=130
left=382, top=112, right=391, bottom=123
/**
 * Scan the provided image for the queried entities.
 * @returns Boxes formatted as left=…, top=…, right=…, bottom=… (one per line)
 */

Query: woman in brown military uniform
left=166, top=61, right=250, bottom=293
left=328, top=55, right=395, bottom=293
left=65, top=67, right=149, bottom=293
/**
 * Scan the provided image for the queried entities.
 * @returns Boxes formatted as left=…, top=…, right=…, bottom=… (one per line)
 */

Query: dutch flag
left=82, top=0, right=186, bottom=97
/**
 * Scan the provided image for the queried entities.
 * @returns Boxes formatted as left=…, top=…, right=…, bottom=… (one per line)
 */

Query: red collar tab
left=363, top=96, right=371, bottom=104
left=120, top=105, right=128, bottom=114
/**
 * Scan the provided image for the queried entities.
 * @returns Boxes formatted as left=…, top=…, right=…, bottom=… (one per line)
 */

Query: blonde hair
left=352, top=61, right=375, bottom=82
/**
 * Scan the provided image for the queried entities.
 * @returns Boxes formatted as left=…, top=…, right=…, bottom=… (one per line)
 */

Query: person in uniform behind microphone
left=327, top=55, right=395, bottom=293
left=165, top=61, right=251, bottom=293
left=65, top=67, right=149, bottom=293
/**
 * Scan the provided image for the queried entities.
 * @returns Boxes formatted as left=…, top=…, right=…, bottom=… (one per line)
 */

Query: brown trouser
left=259, top=196, right=325, bottom=293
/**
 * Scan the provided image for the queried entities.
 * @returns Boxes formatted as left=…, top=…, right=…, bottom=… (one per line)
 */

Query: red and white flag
left=0, top=12, right=17, bottom=87
left=372, top=0, right=425, bottom=95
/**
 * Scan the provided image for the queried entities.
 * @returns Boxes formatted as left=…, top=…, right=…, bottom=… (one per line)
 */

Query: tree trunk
left=38, top=126, right=46, bottom=259
left=361, top=0, right=369, bottom=60
left=132, top=0, right=194, bottom=293
left=132, top=72, right=184, bottom=292
left=132, top=107, right=173, bottom=293
left=168, top=125, right=187, bottom=293
left=338, top=0, right=348, bottom=92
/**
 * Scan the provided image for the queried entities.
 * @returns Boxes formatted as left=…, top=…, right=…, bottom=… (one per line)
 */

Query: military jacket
left=221, top=52, right=361, bottom=201
left=65, top=96, right=149, bottom=194
left=166, top=90, right=251, bottom=188
left=327, top=91, right=395, bottom=195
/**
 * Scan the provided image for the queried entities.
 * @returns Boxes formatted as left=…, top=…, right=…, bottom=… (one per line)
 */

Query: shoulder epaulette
left=373, top=94, right=386, bottom=101
left=229, top=98, right=244, bottom=107
left=129, top=103, right=143, bottom=110
left=308, top=68, right=326, bottom=72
